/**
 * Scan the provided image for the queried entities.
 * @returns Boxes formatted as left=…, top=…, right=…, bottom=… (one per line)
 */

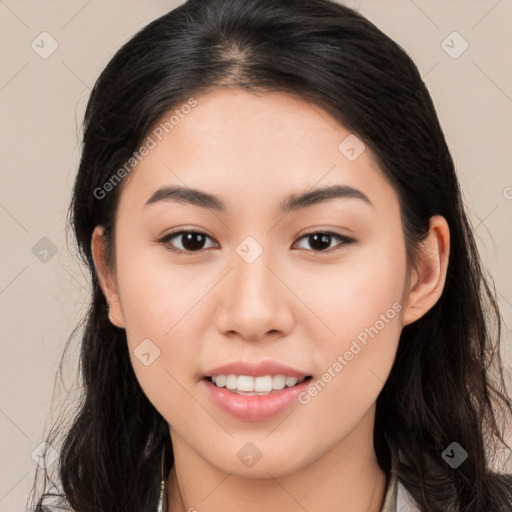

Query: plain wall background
left=1, top=1, right=511, bottom=510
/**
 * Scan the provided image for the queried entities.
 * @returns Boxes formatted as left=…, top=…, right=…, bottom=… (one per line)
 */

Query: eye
left=158, top=230, right=219, bottom=254
left=158, top=229, right=355, bottom=255
left=293, top=231, right=355, bottom=253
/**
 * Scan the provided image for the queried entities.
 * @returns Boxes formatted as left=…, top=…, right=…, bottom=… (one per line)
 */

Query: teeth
left=273, top=375, right=286, bottom=390
left=210, top=374, right=306, bottom=393
left=285, top=376, right=299, bottom=387
left=226, top=375, right=238, bottom=390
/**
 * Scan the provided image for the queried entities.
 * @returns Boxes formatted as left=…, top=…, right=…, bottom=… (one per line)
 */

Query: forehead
left=117, top=88, right=398, bottom=217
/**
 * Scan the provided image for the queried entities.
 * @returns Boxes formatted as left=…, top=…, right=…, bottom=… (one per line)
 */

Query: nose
left=214, top=244, right=295, bottom=342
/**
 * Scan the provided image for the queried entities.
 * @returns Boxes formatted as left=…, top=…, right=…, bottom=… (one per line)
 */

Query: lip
left=202, top=376, right=312, bottom=421
left=204, top=360, right=310, bottom=378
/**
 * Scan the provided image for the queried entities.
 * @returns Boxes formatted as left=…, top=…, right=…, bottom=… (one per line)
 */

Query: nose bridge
left=230, top=235, right=276, bottom=309
left=215, top=234, right=293, bottom=339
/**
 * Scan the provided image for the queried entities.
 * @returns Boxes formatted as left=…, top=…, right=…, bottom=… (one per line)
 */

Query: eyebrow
left=143, top=184, right=373, bottom=212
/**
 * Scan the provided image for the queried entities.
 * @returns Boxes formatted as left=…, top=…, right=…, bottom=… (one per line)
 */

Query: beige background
left=1, top=1, right=511, bottom=510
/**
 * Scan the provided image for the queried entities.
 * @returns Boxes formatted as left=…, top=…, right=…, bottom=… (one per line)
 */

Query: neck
left=166, top=408, right=388, bottom=512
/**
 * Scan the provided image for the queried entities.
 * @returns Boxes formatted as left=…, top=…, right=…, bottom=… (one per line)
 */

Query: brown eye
left=293, top=231, right=355, bottom=253
left=158, top=230, right=218, bottom=254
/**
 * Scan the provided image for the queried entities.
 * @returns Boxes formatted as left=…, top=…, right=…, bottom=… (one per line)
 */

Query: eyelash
left=157, top=229, right=355, bottom=255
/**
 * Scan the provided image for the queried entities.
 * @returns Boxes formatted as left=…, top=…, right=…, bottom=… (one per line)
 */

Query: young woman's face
left=98, top=89, right=416, bottom=477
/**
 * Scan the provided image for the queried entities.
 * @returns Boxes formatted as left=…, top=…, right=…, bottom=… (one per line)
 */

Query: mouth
left=203, top=375, right=313, bottom=396
left=202, top=374, right=314, bottom=421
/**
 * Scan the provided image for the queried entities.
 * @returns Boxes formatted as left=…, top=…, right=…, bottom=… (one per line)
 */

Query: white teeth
left=226, top=375, right=238, bottom=390
left=272, top=375, right=286, bottom=390
left=285, top=376, right=298, bottom=387
left=254, top=376, right=273, bottom=392
left=238, top=375, right=256, bottom=392
left=209, top=374, right=307, bottom=393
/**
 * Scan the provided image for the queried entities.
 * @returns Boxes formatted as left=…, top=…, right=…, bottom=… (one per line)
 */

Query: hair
left=30, top=0, right=512, bottom=511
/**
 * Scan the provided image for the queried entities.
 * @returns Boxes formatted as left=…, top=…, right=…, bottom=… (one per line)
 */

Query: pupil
left=309, top=233, right=331, bottom=251
left=183, top=233, right=205, bottom=251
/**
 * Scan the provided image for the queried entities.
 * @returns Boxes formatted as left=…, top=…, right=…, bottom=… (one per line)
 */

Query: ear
left=91, top=225, right=125, bottom=328
left=402, top=215, right=450, bottom=326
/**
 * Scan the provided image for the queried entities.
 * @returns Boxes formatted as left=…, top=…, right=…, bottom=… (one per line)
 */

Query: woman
left=31, top=0, right=512, bottom=510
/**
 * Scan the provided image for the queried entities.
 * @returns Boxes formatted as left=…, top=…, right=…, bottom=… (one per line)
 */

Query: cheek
left=113, top=248, right=208, bottom=412
left=119, top=271, right=205, bottom=370
left=295, top=293, right=403, bottom=447
left=297, top=234, right=406, bottom=402
left=299, top=232, right=406, bottom=341
left=114, top=236, right=200, bottom=337
left=119, top=269, right=205, bottom=425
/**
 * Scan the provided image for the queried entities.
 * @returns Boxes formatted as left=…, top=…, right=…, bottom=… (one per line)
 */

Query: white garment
left=396, top=479, right=422, bottom=511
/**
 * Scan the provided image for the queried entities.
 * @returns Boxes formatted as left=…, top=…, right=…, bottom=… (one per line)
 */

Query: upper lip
left=204, top=360, right=311, bottom=378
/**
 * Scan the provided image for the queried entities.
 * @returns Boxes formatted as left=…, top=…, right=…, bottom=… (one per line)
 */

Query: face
left=92, top=88, right=445, bottom=478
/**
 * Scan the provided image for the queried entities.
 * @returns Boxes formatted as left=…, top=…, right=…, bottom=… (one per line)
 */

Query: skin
left=91, top=88, right=450, bottom=512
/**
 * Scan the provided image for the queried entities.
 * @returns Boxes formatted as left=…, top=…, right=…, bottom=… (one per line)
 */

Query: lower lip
left=202, top=377, right=312, bottom=421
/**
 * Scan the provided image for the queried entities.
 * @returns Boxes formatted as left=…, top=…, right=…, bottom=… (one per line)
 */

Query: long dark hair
left=30, top=0, right=512, bottom=510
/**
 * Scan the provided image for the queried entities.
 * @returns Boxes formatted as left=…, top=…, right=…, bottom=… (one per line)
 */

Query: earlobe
left=402, top=215, right=450, bottom=326
left=91, top=225, right=126, bottom=329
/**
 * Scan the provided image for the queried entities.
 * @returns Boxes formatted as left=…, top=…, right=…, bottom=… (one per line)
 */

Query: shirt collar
left=380, top=457, right=398, bottom=512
